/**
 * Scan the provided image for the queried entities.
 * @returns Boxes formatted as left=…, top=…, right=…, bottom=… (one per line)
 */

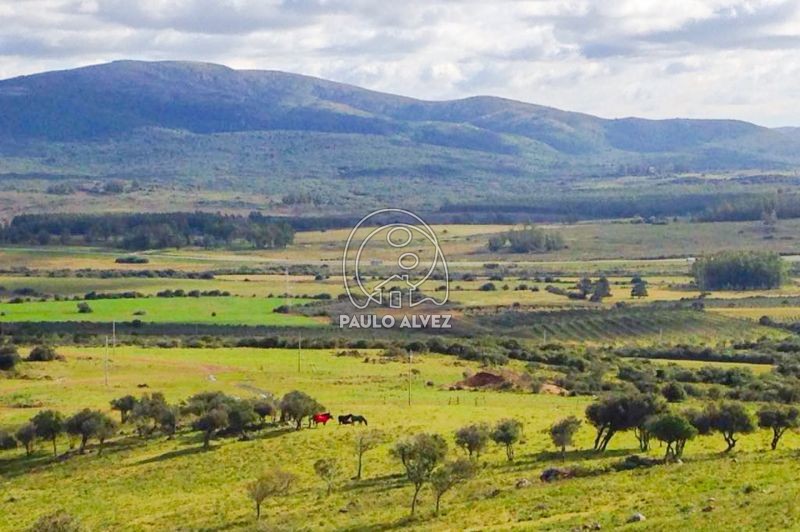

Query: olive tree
left=757, top=404, right=800, bottom=450
left=313, top=457, right=340, bottom=495
left=645, top=413, right=697, bottom=461
left=431, top=458, right=477, bottom=515
left=454, top=423, right=490, bottom=459
left=549, top=416, right=581, bottom=459
left=16, top=422, right=36, bottom=456
left=110, top=395, right=138, bottom=424
left=354, top=429, right=385, bottom=480
left=390, top=433, right=448, bottom=516
left=491, top=419, right=523, bottom=461
left=31, top=410, right=65, bottom=456
left=247, top=468, right=295, bottom=520
left=279, top=390, right=324, bottom=430
left=65, top=409, right=116, bottom=454
left=687, top=402, right=755, bottom=452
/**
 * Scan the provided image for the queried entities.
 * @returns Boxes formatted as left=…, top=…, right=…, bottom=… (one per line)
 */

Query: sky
left=1, top=0, right=800, bottom=126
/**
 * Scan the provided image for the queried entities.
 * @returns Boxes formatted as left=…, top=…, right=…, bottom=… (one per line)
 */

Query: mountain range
left=0, top=60, right=799, bottom=186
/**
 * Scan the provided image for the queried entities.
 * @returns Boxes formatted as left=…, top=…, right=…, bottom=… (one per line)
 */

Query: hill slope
left=0, top=60, right=799, bottom=184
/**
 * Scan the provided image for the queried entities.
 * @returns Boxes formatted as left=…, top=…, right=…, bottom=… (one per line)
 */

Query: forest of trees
left=692, top=251, right=787, bottom=290
left=0, top=212, right=295, bottom=250
left=488, top=226, right=566, bottom=253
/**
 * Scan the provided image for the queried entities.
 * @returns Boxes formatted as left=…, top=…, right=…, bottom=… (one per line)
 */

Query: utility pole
left=407, top=350, right=413, bottom=406
left=104, top=336, right=109, bottom=387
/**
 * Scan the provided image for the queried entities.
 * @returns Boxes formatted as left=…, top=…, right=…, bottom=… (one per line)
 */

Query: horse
left=338, top=414, right=353, bottom=425
left=351, top=415, right=368, bottom=426
left=312, top=412, right=333, bottom=426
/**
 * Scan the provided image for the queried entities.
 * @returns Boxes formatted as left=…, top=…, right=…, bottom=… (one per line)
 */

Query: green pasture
left=2, top=347, right=800, bottom=530
left=0, top=297, right=320, bottom=327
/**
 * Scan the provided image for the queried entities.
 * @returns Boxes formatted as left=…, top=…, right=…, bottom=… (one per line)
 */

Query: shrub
left=29, top=510, right=82, bottom=532
left=77, top=302, right=93, bottom=314
left=0, top=345, right=21, bottom=371
left=28, top=345, right=59, bottom=362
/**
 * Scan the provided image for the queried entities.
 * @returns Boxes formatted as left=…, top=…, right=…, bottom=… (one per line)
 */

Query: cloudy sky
left=2, top=0, right=800, bottom=126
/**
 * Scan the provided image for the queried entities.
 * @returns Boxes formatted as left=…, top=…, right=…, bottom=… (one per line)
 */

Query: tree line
left=0, top=212, right=294, bottom=250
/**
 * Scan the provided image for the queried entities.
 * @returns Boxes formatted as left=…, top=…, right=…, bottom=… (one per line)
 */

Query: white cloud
left=0, top=0, right=799, bottom=125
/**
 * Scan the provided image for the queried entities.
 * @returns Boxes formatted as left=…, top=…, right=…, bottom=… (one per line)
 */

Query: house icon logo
left=342, top=209, right=449, bottom=310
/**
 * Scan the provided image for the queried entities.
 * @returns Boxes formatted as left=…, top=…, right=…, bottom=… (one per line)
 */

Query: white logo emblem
left=342, top=209, right=449, bottom=310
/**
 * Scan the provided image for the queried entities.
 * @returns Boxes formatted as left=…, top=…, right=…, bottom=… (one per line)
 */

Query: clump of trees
left=692, top=251, right=787, bottom=290
left=454, top=423, right=490, bottom=459
left=27, top=345, right=60, bottom=362
left=684, top=402, right=755, bottom=452
left=645, top=413, right=696, bottom=461
left=488, top=226, right=565, bottom=253
left=279, top=390, right=325, bottom=430
left=0, top=212, right=295, bottom=251
left=586, top=393, right=665, bottom=452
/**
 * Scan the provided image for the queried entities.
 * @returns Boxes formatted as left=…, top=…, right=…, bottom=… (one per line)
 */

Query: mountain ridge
left=0, top=60, right=798, bottom=184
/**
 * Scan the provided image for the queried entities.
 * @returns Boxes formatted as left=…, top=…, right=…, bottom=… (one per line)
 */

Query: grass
left=1, top=346, right=799, bottom=531
left=0, top=297, right=321, bottom=327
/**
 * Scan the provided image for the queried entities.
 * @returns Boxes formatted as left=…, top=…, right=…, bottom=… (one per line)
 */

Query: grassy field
left=0, top=297, right=320, bottom=327
left=2, top=346, right=799, bottom=531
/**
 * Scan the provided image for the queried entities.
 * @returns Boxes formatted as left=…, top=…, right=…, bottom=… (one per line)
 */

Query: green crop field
left=0, top=297, right=321, bottom=327
left=3, top=346, right=800, bottom=531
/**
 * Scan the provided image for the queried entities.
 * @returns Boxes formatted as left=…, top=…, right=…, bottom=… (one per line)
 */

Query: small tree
left=32, top=410, right=65, bottom=456
left=157, top=404, right=180, bottom=439
left=227, top=400, right=258, bottom=439
left=77, top=302, right=93, bottom=314
left=690, top=402, right=755, bottom=452
left=758, top=404, right=800, bottom=450
left=253, top=396, right=278, bottom=426
left=0, top=430, right=17, bottom=450
left=247, top=468, right=295, bottom=520
left=0, top=345, right=20, bottom=371
left=16, top=422, right=36, bottom=456
left=549, top=416, right=581, bottom=459
left=313, top=457, right=340, bottom=495
left=66, top=409, right=113, bottom=454
left=279, top=390, right=324, bottom=429
left=354, top=429, right=385, bottom=480
left=110, top=395, right=138, bottom=424
left=95, top=414, right=117, bottom=456
left=193, top=407, right=229, bottom=449
left=631, top=281, right=649, bottom=299
left=454, top=423, right=490, bottom=459
left=431, top=458, right=477, bottom=515
left=390, top=433, right=448, bottom=516
left=645, top=413, right=697, bottom=461
left=590, top=276, right=612, bottom=302
left=491, top=419, right=523, bottom=461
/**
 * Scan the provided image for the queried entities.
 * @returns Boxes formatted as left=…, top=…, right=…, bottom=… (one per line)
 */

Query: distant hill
left=1, top=60, right=799, bottom=185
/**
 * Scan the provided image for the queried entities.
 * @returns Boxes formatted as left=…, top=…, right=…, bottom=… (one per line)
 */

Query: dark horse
left=338, top=414, right=368, bottom=426
left=312, top=412, right=333, bottom=426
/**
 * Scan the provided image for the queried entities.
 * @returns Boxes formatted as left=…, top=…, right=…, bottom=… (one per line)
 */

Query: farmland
left=2, top=219, right=800, bottom=532
left=4, top=346, right=800, bottom=531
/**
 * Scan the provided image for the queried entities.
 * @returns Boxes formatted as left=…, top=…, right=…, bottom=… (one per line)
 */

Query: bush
left=28, top=345, right=59, bottom=362
left=115, top=256, right=149, bottom=264
left=77, top=302, right=93, bottom=314
left=29, top=510, right=82, bottom=532
left=0, top=345, right=21, bottom=371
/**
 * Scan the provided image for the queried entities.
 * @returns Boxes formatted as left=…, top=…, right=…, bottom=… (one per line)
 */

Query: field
left=3, top=346, right=800, bottom=531
left=0, top=297, right=320, bottom=327
left=2, top=219, right=800, bottom=532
